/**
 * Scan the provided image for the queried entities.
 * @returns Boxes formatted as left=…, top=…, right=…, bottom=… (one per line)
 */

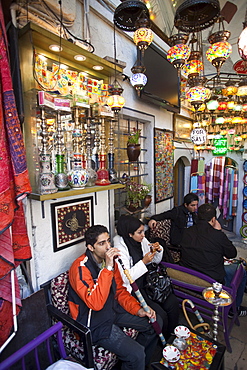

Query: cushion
left=166, top=268, right=211, bottom=288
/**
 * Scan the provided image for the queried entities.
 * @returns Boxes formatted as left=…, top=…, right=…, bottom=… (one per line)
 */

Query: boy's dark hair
left=184, top=192, right=199, bottom=205
left=85, top=225, right=109, bottom=247
left=198, top=203, right=216, bottom=221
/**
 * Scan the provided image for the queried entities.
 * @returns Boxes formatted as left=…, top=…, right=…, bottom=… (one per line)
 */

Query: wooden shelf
left=29, top=183, right=125, bottom=201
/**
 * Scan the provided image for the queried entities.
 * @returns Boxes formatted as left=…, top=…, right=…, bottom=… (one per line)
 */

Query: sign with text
left=190, top=128, right=207, bottom=145
left=213, top=137, right=228, bottom=155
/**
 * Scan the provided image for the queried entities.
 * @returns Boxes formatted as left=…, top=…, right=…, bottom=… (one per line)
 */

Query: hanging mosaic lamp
left=227, top=100, right=235, bottom=110
left=133, top=16, right=153, bottom=51
left=107, top=82, right=125, bottom=113
left=130, top=63, right=147, bottom=92
left=206, top=27, right=232, bottom=74
left=167, top=33, right=190, bottom=70
left=186, top=85, right=211, bottom=111
left=238, top=9, right=247, bottom=61
left=206, top=99, right=219, bottom=111
left=237, top=78, right=247, bottom=97
left=215, top=116, right=225, bottom=124
left=224, top=81, right=238, bottom=96
left=217, top=101, right=227, bottom=111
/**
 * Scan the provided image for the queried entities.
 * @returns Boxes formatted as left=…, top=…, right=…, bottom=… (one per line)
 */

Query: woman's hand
left=149, top=242, right=162, bottom=253
left=142, top=251, right=156, bottom=265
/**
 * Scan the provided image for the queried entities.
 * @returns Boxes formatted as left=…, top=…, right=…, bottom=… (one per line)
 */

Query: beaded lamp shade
left=167, top=44, right=191, bottom=69
left=186, top=85, right=211, bottom=111
left=183, top=59, right=204, bottom=77
left=133, top=27, right=153, bottom=50
left=174, top=0, right=220, bottom=32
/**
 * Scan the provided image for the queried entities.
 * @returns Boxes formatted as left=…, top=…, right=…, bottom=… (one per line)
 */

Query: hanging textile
left=232, top=171, right=238, bottom=216
left=212, top=157, right=225, bottom=204
left=223, top=168, right=231, bottom=219
left=0, top=2, right=32, bottom=347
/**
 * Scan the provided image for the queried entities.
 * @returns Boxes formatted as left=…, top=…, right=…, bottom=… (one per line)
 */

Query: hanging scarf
left=0, top=3, right=32, bottom=346
left=116, top=215, right=145, bottom=288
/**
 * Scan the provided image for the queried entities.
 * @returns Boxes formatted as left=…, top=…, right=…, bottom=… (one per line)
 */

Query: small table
left=151, top=329, right=225, bottom=370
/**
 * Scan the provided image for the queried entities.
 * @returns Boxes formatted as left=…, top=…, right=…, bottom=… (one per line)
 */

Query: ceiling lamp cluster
left=113, top=0, right=153, bottom=93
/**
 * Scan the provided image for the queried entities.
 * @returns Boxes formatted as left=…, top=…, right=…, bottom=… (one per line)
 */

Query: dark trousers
left=140, top=290, right=179, bottom=340
left=95, top=312, right=162, bottom=370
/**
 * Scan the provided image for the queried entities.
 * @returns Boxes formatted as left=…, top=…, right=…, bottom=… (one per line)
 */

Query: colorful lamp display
left=186, top=86, right=211, bottom=110
left=183, top=59, right=204, bottom=78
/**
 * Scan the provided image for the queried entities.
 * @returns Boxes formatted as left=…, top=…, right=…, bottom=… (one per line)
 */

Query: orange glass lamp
left=107, top=83, right=125, bottom=113
left=167, top=33, right=190, bottom=70
left=133, top=16, right=153, bottom=52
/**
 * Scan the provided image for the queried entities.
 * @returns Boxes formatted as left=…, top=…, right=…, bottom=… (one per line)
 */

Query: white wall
left=23, top=0, right=193, bottom=290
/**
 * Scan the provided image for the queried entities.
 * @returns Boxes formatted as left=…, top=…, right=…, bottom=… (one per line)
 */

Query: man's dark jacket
left=179, top=220, right=237, bottom=283
left=151, top=204, right=198, bottom=246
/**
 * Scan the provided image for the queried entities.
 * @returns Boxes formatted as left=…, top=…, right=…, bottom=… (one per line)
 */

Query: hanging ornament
left=130, top=59, right=147, bottom=92
left=238, top=8, right=247, bottom=61
left=167, top=33, right=190, bottom=70
left=133, top=15, right=153, bottom=53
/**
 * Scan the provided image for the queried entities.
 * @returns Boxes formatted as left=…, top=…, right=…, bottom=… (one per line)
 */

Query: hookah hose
left=117, top=258, right=166, bottom=346
left=182, top=299, right=211, bottom=334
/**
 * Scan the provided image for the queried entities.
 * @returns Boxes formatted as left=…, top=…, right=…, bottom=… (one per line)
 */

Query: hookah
left=54, top=110, right=69, bottom=190
left=85, top=113, right=97, bottom=186
left=94, top=118, right=101, bottom=171
left=95, top=117, right=111, bottom=185
left=203, top=282, right=232, bottom=341
left=39, top=107, right=57, bottom=195
left=67, top=107, right=88, bottom=188
left=108, top=116, right=118, bottom=183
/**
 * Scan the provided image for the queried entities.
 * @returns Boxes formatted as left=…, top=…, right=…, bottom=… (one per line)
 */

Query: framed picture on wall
left=154, top=128, right=174, bottom=203
left=51, top=196, right=94, bottom=252
left=173, top=114, right=193, bottom=141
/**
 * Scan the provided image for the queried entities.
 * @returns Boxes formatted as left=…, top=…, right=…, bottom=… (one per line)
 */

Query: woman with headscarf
left=114, top=215, right=179, bottom=339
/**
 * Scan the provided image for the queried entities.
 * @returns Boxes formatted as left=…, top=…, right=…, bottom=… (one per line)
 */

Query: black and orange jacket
left=68, top=249, right=141, bottom=343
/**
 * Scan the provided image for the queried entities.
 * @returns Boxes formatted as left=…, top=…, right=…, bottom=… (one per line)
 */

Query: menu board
left=154, top=129, right=174, bottom=203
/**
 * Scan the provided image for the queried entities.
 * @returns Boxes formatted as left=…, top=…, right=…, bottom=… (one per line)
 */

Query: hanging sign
left=212, top=137, right=228, bottom=155
left=190, top=128, right=207, bottom=145
left=233, top=60, right=247, bottom=75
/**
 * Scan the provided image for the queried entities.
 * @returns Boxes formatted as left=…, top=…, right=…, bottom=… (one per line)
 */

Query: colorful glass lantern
left=206, top=99, right=219, bottom=111
left=237, top=79, right=247, bottom=97
left=206, top=30, right=232, bottom=74
left=130, top=62, right=147, bottom=92
left=238, top=20, right=247, bottom=61
left=243, top=103, right=247, bottom=112
left=130, top=73, right=147, bottom=90
left=206, top=41, right=232, bottom=73
left=167, top=33, right=190, bottom=69
left=133, top=15, right=153, bottom=52
left=218, top=101, right=227, bottom=111
left=215, top=116, right=225, bottom=124
left=224, top=82, right=238, bottom=96
left=107, top=83, right=125, bottom=113
left=184, top=59, right=204, bottom=78
left=227, top=100, right=235, bottom=110
left=233, top=104, right=243, bottom=111
left=186, top=85, right=210, bottom=111
left=232, top=116, right=243, bottom=124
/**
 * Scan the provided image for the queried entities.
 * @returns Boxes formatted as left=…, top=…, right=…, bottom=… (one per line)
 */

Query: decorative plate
left=163, top=345, right=180, bottom=363
left=244, top=174, right=247, bottom=184
left=242, top=212, right=247, bottom=224
left=240, top=225, right=247, bottom=238
left=244, top=160, right=247, bottom=172
left=174, top=325, right=191, bottom=339
left=243, top=199, right=247, bottom=210
left=243, top=187, right=247, bottom=197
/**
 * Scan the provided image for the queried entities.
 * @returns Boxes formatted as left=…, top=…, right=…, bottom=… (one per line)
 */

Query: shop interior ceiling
left=2, top=0, right=247, bottom=79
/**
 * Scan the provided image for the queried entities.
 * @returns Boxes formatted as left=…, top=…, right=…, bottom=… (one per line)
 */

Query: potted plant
left=127, top=128, right=141, bottom=162
left=126, top=180, right=152, bottom=211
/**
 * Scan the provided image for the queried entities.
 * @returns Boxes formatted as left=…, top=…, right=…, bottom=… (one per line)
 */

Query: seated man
left=180, top=203, right=247, bottom=317
left=148, top=193, right=199, bottom=248
left=68, top=225, right=162, bottom=370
